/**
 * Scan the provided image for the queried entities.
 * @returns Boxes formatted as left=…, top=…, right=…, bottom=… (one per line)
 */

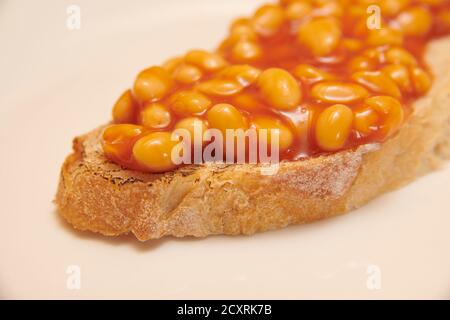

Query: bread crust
left=55, top=37, right=450, bottom=241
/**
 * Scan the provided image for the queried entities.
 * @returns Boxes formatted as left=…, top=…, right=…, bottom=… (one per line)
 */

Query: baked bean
left=229, top=20, right=257, bottom=43
left=218, top=65, right=261, bottom=86
left=396, top=6, right=432, bottom=36
left=197, top=79, right=243, bottom=96
left=352, top=71, right=402, bottom=99
left=311, top=81, right=369, bottom=103
left=315, top=104, right=353, bottom=151
left=381, top=64, right=412, bottom=93
left=386, top=47, right=418, bottom=66
left=162, top=56, right=183, bottom=73
left=185, top=50, right=227, bottom=72
left=258, top=68, right=302, bottom=110
left=251, top=4, right=285, bottom=36
left=297, top=17, right=341, bottom=56
left=133, top=67, right=173, bottom=102
left=231, top=40, right=262, bottom=62
left=348, top=56, right=377, bottom=73
left=206, top=103, right=247, bottom=133
left=294, top=64, right=334, bottom=83
left=169, top=91, right=211, bottom=115
left=354, top=106, right=380, bottom=136
left=378, top=0, right=410, bottom=16
left=285, top=1, right=312, bottom=20
left=231, top=93, right=262, bottom=112
left=173, top=64, right=202, bottom=84
left=133, top=132, right=179, bottom=172
left=112, top=90, right=137, bottom=124
left=364, top=96, right=404, bottom=138
left=366, top=27, right=403, bottom=46
left=252, top=116, right=294, bottom=152
left=174, top=117, right=208, bottom=147
left=140, top=103, right=172, bottom=129
left=103, top=124, right=146, bottom=164
left=410, top=67, right=432, bottom=95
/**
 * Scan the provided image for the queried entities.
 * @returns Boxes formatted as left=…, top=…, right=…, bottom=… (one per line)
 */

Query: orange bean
left=206, top=103, right=247, bottom=133
left=169, top=91, right=212, bottom=116
left=251, top=4, right=285, bottom=36
left=364, top=96, right=404, bottom=138
left=379, top=0, right=411, bottom=16
left=386, top=47, right=418, bottom=66
left=251, top=116, right=294, bottom=152
left=297, top=17, right=341, bottom=56
left=231, top=40, right=262, bottom=62
left=381, top=64, right=412, bottom=93
left=396, top=6, right=432, bottom=36
left=103, top=124, right=146, bottom=164
left=410, top=67, right=432, bottom=95
left=133, top=66, right=173, bottom=102
left=294, top=64, right=335, bottom=83
left=112, top=90, right=137, bottom=124
left=162, top=56, right=183, bottom=73
left=352, top=71, right=402, bottom=99
left=258, top=68, right=302, bottom=110
left=354, top=106, right=380, bottom=136
left=348, top=56, right=377, bottom=73
left=185, top=50, right=227, bottom=72
left=285, top=1, right=312, bottom=20
left=218, top=65, right=262, bottom=87
left=366, top=27, right=403, bottom=46
left=140, top=103, right=172, bottom=129
left=174, top=117, right=208, bottom=147
left=229, top=20, right=258, bottom=43
left=315, top=104, right=353, bottom=151
left=311, top=81, right=369, bottom=103
left=133, top=132, right=179, bottom=172
left=197, top=79, right=243, bottom=96
left=173, top=64, right=202, bottom=84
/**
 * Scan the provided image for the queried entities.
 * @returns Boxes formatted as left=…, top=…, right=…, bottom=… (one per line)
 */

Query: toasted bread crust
left=55, top=37, right=450, bottom=241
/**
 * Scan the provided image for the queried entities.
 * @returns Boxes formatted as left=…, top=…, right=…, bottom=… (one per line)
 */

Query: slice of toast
left=55, top=37, right=450, bottom=241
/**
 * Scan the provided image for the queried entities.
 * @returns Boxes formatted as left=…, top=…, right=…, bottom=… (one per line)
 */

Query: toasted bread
left=55, top=37, right=450, bottom=241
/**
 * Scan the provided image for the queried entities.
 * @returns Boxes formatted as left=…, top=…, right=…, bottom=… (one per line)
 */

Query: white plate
left=1, top=0, right=449, bottom=299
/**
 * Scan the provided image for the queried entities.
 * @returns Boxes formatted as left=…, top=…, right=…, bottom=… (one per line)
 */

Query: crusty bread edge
left=55, top=37, right=450, bottom=241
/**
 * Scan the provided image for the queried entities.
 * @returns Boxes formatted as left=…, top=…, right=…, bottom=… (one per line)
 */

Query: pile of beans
left=103, top=0, right=450, bottom=173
